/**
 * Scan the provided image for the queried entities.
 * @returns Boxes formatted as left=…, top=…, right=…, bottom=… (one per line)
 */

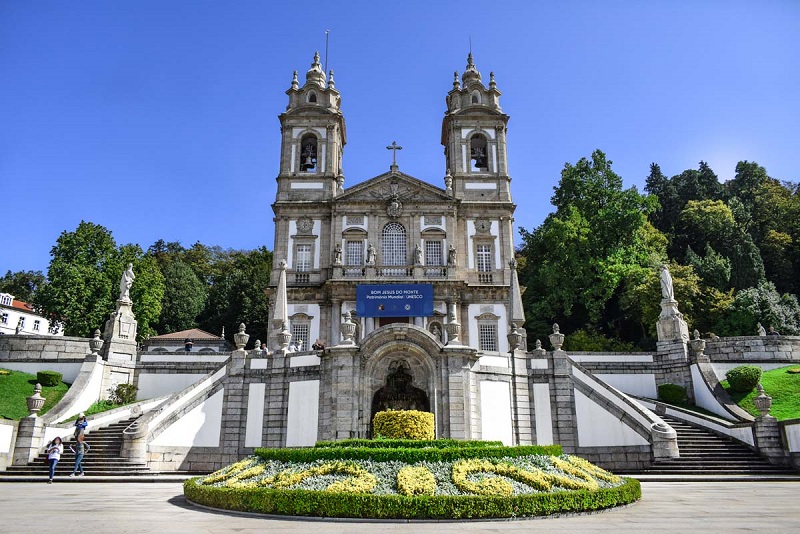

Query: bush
left=255, top=444, right=563, bottom=464
left=315, top=439, right=503, bottom=449
left=725, top=365, right=762, bottom=393
left=657, top=383, right=687, bottom=404
left=373, top=409, right=434, bottom=440
left=109, top=383, right=138, bottom=404
left=36, top=370, right=63, bottom=387
left=183, top=477, right=641, bottom=519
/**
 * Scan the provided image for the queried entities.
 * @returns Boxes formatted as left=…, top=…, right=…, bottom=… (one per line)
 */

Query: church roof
left=148, top=328, right=222, bottom=340
left=336, top=170, right=453, bottom=203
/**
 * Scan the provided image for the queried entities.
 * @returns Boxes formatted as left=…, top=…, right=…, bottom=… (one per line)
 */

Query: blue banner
left=356, top=284, right=434, bottom=317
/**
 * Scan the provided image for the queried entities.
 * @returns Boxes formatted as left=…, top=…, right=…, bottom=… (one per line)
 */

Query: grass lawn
left=63, top=400, right=130, bottom=421
left=721, top=365, right=800, bottom=421
left=0, top=368, right=69, bottom=420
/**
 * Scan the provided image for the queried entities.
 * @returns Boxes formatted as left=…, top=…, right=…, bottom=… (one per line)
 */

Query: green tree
left=199, top=247, right=272, bottom=345
left=157, top=259, right=206, bottom=334
left=0, top=270, right=46, bottom=303
left=34, top=221, right=119, bottom=337
left=716, top=280, right=800, bottom=336
left=685, top=244, right=731, bottom=291
left=518, top=150, right=664, bottom=343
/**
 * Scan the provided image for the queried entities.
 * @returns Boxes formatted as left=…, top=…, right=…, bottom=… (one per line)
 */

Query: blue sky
left=1, top=1, right=798, bottom=275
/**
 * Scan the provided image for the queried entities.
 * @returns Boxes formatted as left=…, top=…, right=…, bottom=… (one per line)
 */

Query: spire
left=271, top=259, right=289, bottom=331
left=508, top=258, right=526, bottom=328
left=462, top=52, right=482, bottom=86
left=305, top=51, right=326, bottom=87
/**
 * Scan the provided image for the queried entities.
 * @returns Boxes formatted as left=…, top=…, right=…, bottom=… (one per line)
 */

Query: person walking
left=46, top=436, right=63, bottom=483
left=69, top=433, right=90, bottom=477
left=74, top=413, right=88, bottom=438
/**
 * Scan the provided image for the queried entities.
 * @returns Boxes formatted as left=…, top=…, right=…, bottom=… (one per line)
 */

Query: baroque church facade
left=265, top=52, right=530, bottom=441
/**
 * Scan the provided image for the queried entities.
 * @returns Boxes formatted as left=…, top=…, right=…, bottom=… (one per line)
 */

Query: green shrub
left=787, top=367, right=800, bottom=374
left=36, top=370, right=63, bottom=387
left=725, top=365, right=762, bottom=393
left=315, top=439, right=503, bottom=449
left=0, top=369, right=11, bottom=376
left=373, top=409, right=434, bottom=440
left=255, top=444, right=563, bottom=464
left=183, top=477, right=641, bottom=519
left=657, top=383, right=687, bottom=404
left=109, top=383, right=138, bottom=404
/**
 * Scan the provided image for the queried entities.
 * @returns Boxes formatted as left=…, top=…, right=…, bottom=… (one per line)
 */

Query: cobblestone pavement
left=1, top=481, right=799, bottom=533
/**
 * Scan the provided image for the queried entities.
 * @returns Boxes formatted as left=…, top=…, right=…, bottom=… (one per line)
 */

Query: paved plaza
left=1, top=481, right=799, bottom=533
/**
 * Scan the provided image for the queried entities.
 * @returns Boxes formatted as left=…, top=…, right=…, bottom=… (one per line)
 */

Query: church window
left=291, top=322, right=310, bottom=350
left=300, top=134, right=318, bottom=172
left=476, top=244, right=493, bottom=283
left=295, top=244, right=312, bottom=283
left=471, top=90, right=481, bottom=104
left=346, top=240, right=364, bottom=266
left=470, top=134, right=488, bottom=171
left=478, top=322, right=498, bottom=352
left=307, top=91, right=317, bottom=103
left=425, top=240, right=445, bottom=278
left=382, top=222, right=407, bottom=270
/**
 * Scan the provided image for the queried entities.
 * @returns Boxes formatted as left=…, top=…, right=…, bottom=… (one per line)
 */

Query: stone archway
left=370, top=360, right=430, bottom=436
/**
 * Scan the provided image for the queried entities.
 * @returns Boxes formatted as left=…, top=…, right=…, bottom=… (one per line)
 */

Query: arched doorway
left=370, top=360, right=430, bottom=436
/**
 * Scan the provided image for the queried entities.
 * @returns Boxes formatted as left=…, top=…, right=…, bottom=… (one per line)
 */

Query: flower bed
left=184, top=441, right=640, bottom=519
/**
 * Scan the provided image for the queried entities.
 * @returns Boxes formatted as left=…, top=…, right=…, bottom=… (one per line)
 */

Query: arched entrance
left=370, top=360, right=430, bottom=435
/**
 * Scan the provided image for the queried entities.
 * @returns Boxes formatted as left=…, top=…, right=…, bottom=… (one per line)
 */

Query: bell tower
left=441, top=54, right=510, bottom=202
left=276, top=52, right=347, bottom=202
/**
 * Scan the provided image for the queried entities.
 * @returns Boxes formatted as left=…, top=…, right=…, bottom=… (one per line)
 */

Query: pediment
left=337, top=172, right=453, bottom=204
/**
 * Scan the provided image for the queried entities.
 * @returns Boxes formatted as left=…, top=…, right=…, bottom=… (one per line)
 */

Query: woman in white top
left=46, top=436, right=63, bottom=483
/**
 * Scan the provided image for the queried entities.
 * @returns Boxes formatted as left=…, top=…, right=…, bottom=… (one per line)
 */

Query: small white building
left=0, top=293, right=62, bottom=336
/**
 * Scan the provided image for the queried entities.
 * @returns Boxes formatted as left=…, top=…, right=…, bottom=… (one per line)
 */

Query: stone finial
left=234, top=323, right=249, bottom=350
left=453, top=71, right=461, bottom=90
left=26, top=383, right=46, bottom=416
left=509, top=258, right=517, bottom=270
left=754, top=383, right=773, bottom=417
left=507, top=323, right=522, bottom=352
left=489, top=71, right=496, bottom=89
left=549, top=323, right=565, bottom=351
left=444, top=168, right=453, bottom=193
left=278, top=259, right=287, bottom=269
left=89, top=329, right=104, bottom=355
left=291, top=70, right=299, bottom=90
left=693, top=329, right=700, bottom=340
left=328, top=70, right=335, bottom=88
left=221, top=325, right=225, bottom=338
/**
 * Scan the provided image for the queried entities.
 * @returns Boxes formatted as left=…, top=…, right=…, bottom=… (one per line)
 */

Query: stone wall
left=0, top=335, right=91, bottom=362
left=703, top=336, right=800, bottom=362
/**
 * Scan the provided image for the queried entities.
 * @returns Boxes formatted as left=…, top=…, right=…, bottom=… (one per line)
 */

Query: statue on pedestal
left=660, top=264, right=674, bottom=301
left=119, top=263, right=135, bottom=302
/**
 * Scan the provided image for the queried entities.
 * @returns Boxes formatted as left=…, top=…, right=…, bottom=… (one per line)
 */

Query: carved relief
left=297, top=217, right=314, bottom=234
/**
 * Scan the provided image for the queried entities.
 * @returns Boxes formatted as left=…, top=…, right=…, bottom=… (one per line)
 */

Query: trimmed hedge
left=36, top=370, right=63, bottom=387
left=373, top=409, right=434, bottom=440
left=184, top=476, right=641, bottom=519
left=255, top=444, right=563, bottom=463
left=726, top=365, right=762, bottom=393
left=657, top=383, right=687, bottom=404
left=315, top=438, right=504, bottom=449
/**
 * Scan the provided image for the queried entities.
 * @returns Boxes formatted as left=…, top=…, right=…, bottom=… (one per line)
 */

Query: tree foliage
left=715, top=281, right=800, bottom=336
left=157, top=259, right=206, bottom=334
left=0, top=270, right=46, bottom=303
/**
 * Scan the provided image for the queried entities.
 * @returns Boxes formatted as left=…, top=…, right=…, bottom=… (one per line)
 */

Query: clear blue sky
left=2, top=1, right=798, bottom=275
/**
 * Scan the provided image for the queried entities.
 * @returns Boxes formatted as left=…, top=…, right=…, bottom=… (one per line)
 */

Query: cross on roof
left=386, top=141, right=403, bottom=168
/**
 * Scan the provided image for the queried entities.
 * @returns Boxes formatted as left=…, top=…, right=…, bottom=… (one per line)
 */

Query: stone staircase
left=2, top=417, right=150, bottom=477
left=644, top=415, right=795, bottom=475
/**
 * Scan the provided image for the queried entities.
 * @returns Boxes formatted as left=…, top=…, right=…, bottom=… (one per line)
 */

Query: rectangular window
left=479, top=323, right=498, bottom=352
left=18, top=317, right=25, bottom=328
left=425, top=241, right=443, bottom=266
left=295, top=245, right=312, bottom=272
left=346, top=241, right=363, bottom=266
left=33, top=320, right=40, bottom=331
left=0, top=313, right=7, bottom=324
left=477, top=244, right=493, bottom=282
left=291, top=323, right=310, bottom=350
left=0, top=295, right=11, bottom=306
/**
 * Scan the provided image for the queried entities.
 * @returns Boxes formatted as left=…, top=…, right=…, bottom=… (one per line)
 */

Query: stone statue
left=414, top=244, right=423, bottom=265
left=757, top=322, right=766, bottom=336
left=333, top=243, right=342, bottom=265
left=447, top=244, right=457, bottom=267
left=366, top=243, right=376, bottom=265
left=660, top=264, right=674, bottom=301
left=119, top=263, right=135, bottom=302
